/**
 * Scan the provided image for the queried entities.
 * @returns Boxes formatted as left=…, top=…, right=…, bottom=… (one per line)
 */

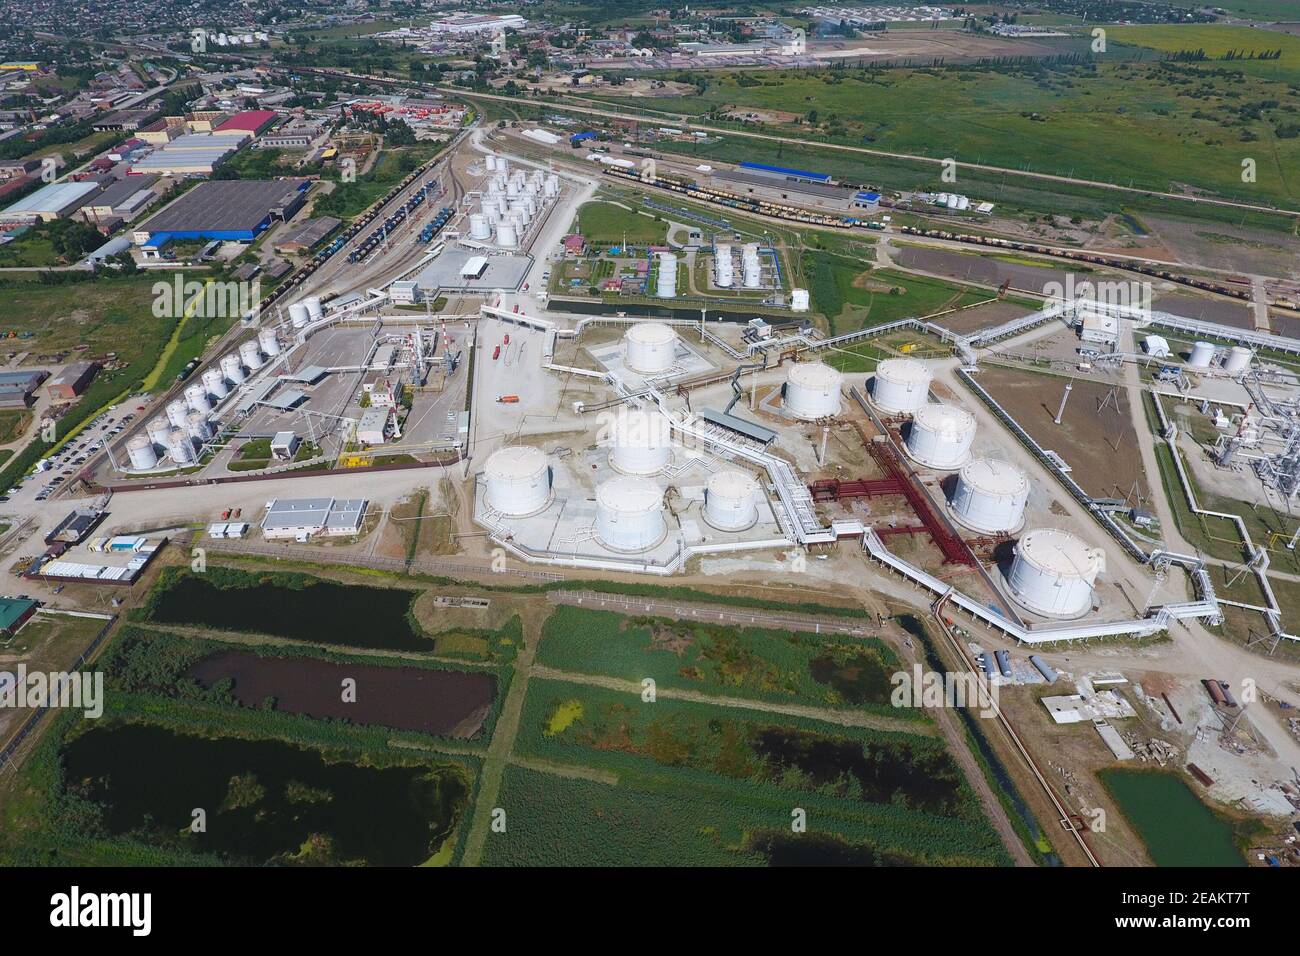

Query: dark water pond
left=189, top=650, right=497, bottom=738
left=63, top=723, right=467, bottom=865
left=151, top=576, right=429, bottom=651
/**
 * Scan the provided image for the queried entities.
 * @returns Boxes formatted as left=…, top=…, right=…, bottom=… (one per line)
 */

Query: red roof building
left=215, top=110, right=278, bottom=135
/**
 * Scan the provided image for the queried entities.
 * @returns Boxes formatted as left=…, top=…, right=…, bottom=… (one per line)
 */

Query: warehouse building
left=0, top=180, right=100, bottom=222
left=77, top=174, right=159, bottom=225
left=127, top=130, right=250, bottom=176
left=260, top=497, right=369, bottom=540
left=273, top=215, right=340, bottom=254
left=214, top=110, right=278, bottom=135
left=0, top=369, right=48, bottom=408
left=45, top=361, right=99, bottom=400
left=0, top=596, right=38, bottom=637
left=132, top=178, right=310, bottom=248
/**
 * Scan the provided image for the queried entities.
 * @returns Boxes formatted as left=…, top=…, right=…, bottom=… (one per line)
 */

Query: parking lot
left=3, top=401, right=143, bottom=505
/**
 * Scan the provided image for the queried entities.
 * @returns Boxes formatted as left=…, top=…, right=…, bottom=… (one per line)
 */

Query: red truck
left=492, top=345, right=501, bottom=360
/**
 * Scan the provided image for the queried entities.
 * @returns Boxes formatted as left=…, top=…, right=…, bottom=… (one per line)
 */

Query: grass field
left=1110, top=24, right=1300, bottom=84
left=488, top=677, right=1010, bottom=866
left=571, top=199, right=668, bottom=246
left=536, top=606, right=913, bottom=717
left=576, top=57, right=1300, bottom=207
left=805, top=252, right=988, bottom=333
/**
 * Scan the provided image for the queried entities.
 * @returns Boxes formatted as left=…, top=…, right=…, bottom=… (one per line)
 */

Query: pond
left=189, top=651, right=497, bottom=738
left=150, top=575, right=430, bottom=651
left=62, top=723, right=468, bottom=866
left=1100, top=768, right=1244, bottom=867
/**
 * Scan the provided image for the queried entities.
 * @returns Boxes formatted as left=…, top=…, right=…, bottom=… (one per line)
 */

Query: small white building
left=261, top=498, right=368, bottom=539
left=1078, top=310, right=1118, bottom=346
left=1143, top=334, right=1171, bottom=358
left=389, top=280, right=420, bottom=305
left=356, top=406, right=397, bottom=446
left=271, top=431, right=300, bottom=460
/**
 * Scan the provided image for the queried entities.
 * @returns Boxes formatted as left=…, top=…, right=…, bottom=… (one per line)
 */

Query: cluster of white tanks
left=703, top=469, right=760, bottom=532
left=948, top=458, right=1029, bottom=534
left=784, top=362, right=843, bottom=420
left=935, top=192, right=971, bottom=211
left=655, top=252, right=678, bottom=298
left=1187, top=341, right=1253, bottom=376
left=1005, top=528, right=1104, bottom=618
left=483, top=445, right=552, bottom=517
left=479, top=159, right=559, bottom=250
left=870, top=358, right=932, bottom=414
left=711, top=244, right=760, bottom=289
left=624, top=322, right=678, bottom=374
left=608, top=407, right=673, bottom=475
left=905, top=404, right=976, bottom=470
left=131, top=406, right=212, bottom=470
left=288, top=296, right=323, bottom=330
left=595, top=475, right=666, bottom=552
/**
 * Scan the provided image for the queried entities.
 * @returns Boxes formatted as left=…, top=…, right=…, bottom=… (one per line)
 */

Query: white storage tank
left=126, top=434, right=158, bottom=470
left=469, top=213, right=491, bottom=240
left=185, top=410, right=212, bottom=442
left=288, top=302, right=310, bottom=329
left=480, top=198, right=499, bottom=220
left=595, top=475, right=666, bottom=552
left=258, top=327, right=281, bottom=358
left=496, top=223, right=518, bottom=249
left=791, top=289, right=810, bottom=312
left=1188, top=341, right=1216, bottom=368
left=871, top=358, right=932, bottom=414
left=167, top=428, right=195, bottom=464
left=146, top=417, right=171, bottom=447
left=1223, top=346, right=1252, bottom=375
left=609, top=407, right=672, bottom=475
left=303, top=296, right=324, bottom=323
left=655, top=253, right=677, bottom=298
left=784, top=362, right=843, bottom=419
left=184, top=383, right=212, bottom=414
left=624, top=322, right=677, bottom=374
left=483, top=445, right=552, bottom=517
left=239, top=340, right=265, bottom=371
left=544, top=174, right=559, bottom=198
left=714, top=244, right=733, bottom=288
left=949, top=458, right=1029, bottom=534
left=905, top=404, right=976, bottom=470
left=202, top=367, right=230, bottom=400
left=165, top=399, right=189, bottom=428
left=220, top=353, right=246, bottom=385
left=485, top=154, right=498, bottom=171
left=704, top=469, right=760, bottom=531
left=1005, top=528, right=1104, bottom=618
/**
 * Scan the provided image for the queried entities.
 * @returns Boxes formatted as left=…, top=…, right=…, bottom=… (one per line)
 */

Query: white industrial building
left=1077, top=310, right=1119, bottom=346
left=260, top=497, right=369, bottom=540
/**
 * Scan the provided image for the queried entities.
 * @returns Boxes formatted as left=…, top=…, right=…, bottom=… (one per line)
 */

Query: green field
left=571, top=199, right=668, bottom=246
left=1110, top=24, right=1300, bottom=83
left=805, top=253, right=988, bottom=333
left=536, top=606, right=911, bottom=717
left=310, top=143, right=444, bottom=221
left=575, top=57, right=1300, bottom=208
left=487, top=677, right=1009, bottom=866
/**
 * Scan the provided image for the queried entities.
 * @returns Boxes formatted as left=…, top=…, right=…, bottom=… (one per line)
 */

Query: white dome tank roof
left=949, top=458, right=1029, bottom=534
left=624, top=322, right=677, bottom=374
left=871, top=358, right=932, bottom=414
left=1017, top=528, right=1104, bottom=579
left=484, top=445, right=551, bottom=516
left=785, top=362, right=843, bottom=419
left=703, top=469, right=760, bottom=532
left=905, top=403, right=976, bottom=470
left=1005, top=528, right=1105, bottom=619
left=609, top=408, right=672, bottom=475
left=595, top=475, right=666, bottom=552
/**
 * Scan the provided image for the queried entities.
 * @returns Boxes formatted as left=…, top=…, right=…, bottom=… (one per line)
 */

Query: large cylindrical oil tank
left=258, top=327, right=281, bottom=357
left=167, top=428, right=195, bottom=464
left=905, top=403, right=976, bottom=469
left=1188, top=341, right=1216, bottom=368
left=784, top=362, right=843, bottom=419
left=949, top=458, right=1029, bottom=534
left=1006, top=528, right=1104, bottom=618
left=165, top=399, right=189, bottom=428
left=480, top=198, right=499, bottom=220
left=544, top=174, right=559, bottom=198
left=483, top=446, right=552, bottom=517
left=468, top=213, right=491, bottom=240
left=624, top=322, right=677, bottom=374
left=288, top=302, right=310, bottom=329
left=1223, top=346, right=1252, bottom=375
left=303, top=296, right=324, bottom=323
left=595, top=475, right=666, bottom=552
left=202, top=367, right=230, bottom=400
left=184, top=383, right=212, bottom=414
left=220, top=352, right=246, bottom=385
left=871, top=358, right=932, bottom=414
left=145, top=417, right=171, bottom=447
left=704, top=469, right=760, bottom=531
left=608, top=407, right=672, bottom=476
left=239, top=340, right=265, bottom=371
left=714, top=244, right=733, bottom=288
left=184, top=410, right=212, bottom=442
left=126, top=434, right=158, bottom=470
left=496, top=223, right=518, bottom=249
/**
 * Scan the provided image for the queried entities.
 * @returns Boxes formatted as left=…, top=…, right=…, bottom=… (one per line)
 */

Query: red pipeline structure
left=808, top=441, right=976, bottom=567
